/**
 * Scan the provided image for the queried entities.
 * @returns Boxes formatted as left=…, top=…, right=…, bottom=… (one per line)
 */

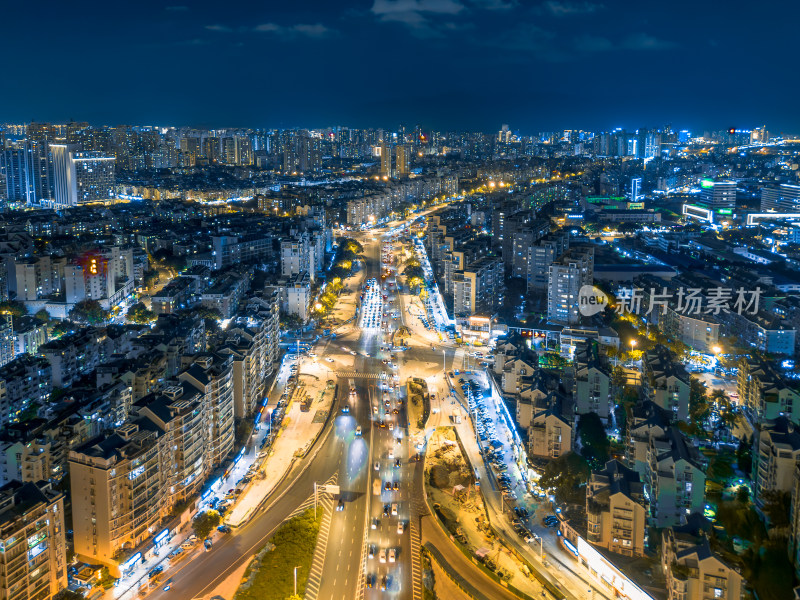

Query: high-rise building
left=51, top=144, right=116, bottom=207
left=682, top=179, right=736, bottom=223
left=630, top=177, right=642, bottom=203
left=0, top=480, right=67, bottom=600
left=395, top=144, right=409, bottom=176
left=0, top=143, right=36, bottom=204
left=546, top=247, right=594, bottom=325
left=379, top=143, right=391, bottom=177
left=452, top=256, right=504, bottom=317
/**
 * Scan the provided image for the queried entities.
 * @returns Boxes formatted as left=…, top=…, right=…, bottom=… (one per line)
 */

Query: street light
left=294, top=566, right=300, bottom=596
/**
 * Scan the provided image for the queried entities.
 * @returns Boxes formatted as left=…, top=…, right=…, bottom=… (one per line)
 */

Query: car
left=384, top=481, right=392, bottom=491
left=374, top=461, right=380, bottom=471
left=380, top=575, right=388, bottom=591
left=372, top=517, right=379, bottom=529
left=368, top=544, right=376, bottom=559
left=391, top=503, right=398, bottom=515
left=366, top=574, right=376, bottom=588
left=394, top=458, right=401, bottom=468
left=217, top=525, right=231, bottom=534
left=204, top=538, right=212, bottom=551
left=392, top=481, right=399, bottom=491
left=383, top=504, right=390, bottom=516
left=397, top=521, right=405, bottom=534
left=342, top=405, right=350, bottom=414
left=337, top=499, right=344, bottom=511
left=355, top=426, right=362, bottom=436
left=379, top=548, right=386, bottom=563
left=388, top=548, right=396, bottom=562
left=149, top=566, right=164, bottom=579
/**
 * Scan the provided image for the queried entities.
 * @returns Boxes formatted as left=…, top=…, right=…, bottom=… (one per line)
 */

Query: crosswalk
left=334, top=370, right=387, bottom=380
left=303, top=473, right=338, bottom=600
left=409, top=518, right=423, bottom=600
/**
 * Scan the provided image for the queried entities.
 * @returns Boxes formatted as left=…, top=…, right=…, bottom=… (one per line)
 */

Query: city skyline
left=1, top=0, right=796, bottom=131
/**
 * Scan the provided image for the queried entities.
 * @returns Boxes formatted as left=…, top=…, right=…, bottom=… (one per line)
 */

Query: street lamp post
left=294, top=566, right=300, bottom=596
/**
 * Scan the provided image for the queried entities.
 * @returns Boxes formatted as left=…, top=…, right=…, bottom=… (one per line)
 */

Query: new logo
left=578, top=285, right=609, bottom=316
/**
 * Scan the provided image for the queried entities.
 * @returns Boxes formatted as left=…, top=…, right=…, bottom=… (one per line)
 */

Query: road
left=144, top=225, right=513, bottom=600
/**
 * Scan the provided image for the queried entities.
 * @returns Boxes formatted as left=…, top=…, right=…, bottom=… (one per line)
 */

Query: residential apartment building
left=547, top=246, right=594, bottom=326
left=737, top=357, right=800, bottom=422
left=0, top=355, right=52, bottom=428
left=177, top=353, right=235, bottom=469
left=69, top=421, right=170, bottom=576
left=0, top=481, right=67, bottom=600
left=646, top=428, right=706, bottom=527
left=452, top=256, right=504, bottom=318
left=211, top=234, right=273, bottom=271
left=527, top=230, right=569, bottom=291
left=752, top=417, right=800, bottom=508
left=573, top=343, right=614, bottom=421
left=643, top=345, right=691, bottom=423
left=662, top=515, right=746, bottom=600
left=586, top=460, right=648, bottom=557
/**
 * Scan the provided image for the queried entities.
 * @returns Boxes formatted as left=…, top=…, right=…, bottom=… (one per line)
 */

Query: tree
left=707, top=451, right=735, bottom=484
left=736, top=485, right=750, bottom=504
left=689, top=378, right=710, bottom=427
left=192, top=509, right=221, bottom=539
left=736, top=437, right=753, bottom=474
left=51, top=321, right=75, bottom=338
left=127, top=302, right=156, bottom=324
left=538, top=452, right=591, bottom=505
left=0, top=300, right=26, bottom=317
left=34, top=309, right=50, bottom=323
left=143, top=270, right=159, bottom=289
left=761, top=490, right=791, bottom=529
left=577, top=412, right=610, bottom=469
left=69, top=300, right=109, bottom=325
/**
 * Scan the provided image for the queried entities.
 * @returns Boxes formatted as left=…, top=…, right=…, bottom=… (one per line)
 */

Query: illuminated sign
left=121, top=552, right=142, bottom=570
left=716, top=208, right=733, bottom=215
left=701, top=179, right=715, bottom=189
left=153, top=529, right=169, bottom=544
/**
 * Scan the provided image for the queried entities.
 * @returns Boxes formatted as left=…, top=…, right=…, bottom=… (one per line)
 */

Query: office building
left=0, top=480, right=67, bottom=600
left=379, top=143, right=391, bottom=177
left=51, top=145, right=115, bottom=207
left=760, top=184, right=800, bottom=212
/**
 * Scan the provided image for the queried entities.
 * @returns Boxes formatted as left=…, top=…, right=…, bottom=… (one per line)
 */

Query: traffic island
left=233, top=507, right=323, bottom=600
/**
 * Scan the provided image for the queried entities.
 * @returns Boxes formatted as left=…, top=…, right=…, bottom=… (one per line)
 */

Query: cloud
left=542, top=1, right=604, bottom=16
left=370, top=0, right=466, bottom=36
left=205, top=24, right=233, bottom=32
left=573, top=34, right=613, bottom=53
left=165, top=5, right=189, bottom=10
left=469, top=0, right=517, bottom=9
left=253, top=22, right=336, bottom=38
left=621, top=32, right=677, bottom=50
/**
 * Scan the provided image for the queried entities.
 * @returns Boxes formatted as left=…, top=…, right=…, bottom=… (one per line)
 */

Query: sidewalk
left=449, top=377, right=613, bottom=600
left=226, top=364, right=335, bottom=527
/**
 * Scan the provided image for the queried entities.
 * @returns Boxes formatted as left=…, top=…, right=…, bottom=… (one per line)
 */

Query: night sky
left=2, top=0, right=797, bottom=133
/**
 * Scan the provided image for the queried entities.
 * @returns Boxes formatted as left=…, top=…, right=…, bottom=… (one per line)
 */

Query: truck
left=373, top=478, right=381, bottom=495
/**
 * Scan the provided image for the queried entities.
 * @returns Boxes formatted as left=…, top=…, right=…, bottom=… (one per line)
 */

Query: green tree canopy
left=0, top=300, right=26, bottom=317
left=577, top=412, right=610, bottom=469
left=192, top=509, right=221, bottom=539
left=537, top=452, right=591, bottom=505
left=127, top=302, right=156, bottom=325
left=34, top=309, right=50, bottom=322
left=69, top=300, right=109, bottom=325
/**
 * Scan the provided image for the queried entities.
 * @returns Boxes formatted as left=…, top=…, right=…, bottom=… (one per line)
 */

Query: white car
left=397, top=521, right=405, bottom=534
left=388, top=548, right=396, bottom=563
left=391, top=503, right=398, bottom=516
left=379, top=548, right=386, bottom=563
